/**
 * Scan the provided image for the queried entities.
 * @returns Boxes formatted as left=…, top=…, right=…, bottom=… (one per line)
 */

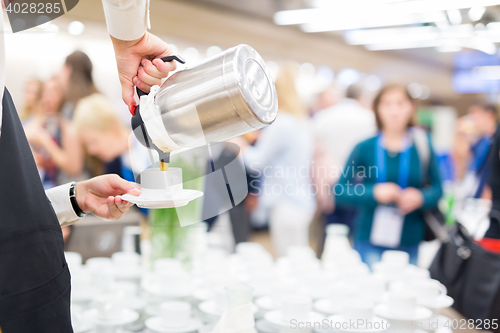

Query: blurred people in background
left=243, top=67, right=316, bottom=257
left=335, top=85, right=442, bottom=266
left=24, top=77, right=84, bottom=189
left=73, top=93, right=150, bottom=182
left=478, top=123, right=500, bottom=249
left=59, top=50, right=99, bottom=120
left=19, top=78, right=43, bottom=120
left=453, top=116, right=476, bottom=181
left=459, top=102, right=498, bottom=200
left=309, top=85, right=340, bottom=117
left=313, top=84, right=376, bottom=236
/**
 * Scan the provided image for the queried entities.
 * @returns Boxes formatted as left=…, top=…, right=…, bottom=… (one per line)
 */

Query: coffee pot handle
left=135, top=55, right=186, bottom=98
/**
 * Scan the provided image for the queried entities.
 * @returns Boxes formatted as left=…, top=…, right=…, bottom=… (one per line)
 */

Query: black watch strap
left=69, top=182, right=85, bottom=217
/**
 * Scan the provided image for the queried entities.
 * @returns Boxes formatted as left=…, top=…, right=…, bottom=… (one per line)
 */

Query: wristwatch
left=69, top=182, right=85, bottom=218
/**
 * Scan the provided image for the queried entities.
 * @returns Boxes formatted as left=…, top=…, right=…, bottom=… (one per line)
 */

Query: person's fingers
left=133, top=76, right=152, bottom=94
left=121, top=77, right=136, bottom=106
left=152, top=58, right=177, bottom=76
left=136, top=67, right=163, bottom=87
left=114, top=196, right=130, bottom=214
left=107, top=196, right=122, bottom=219
left=106, top=174, right=141, bottom=196
left=142, top=59, right=176, bottom=80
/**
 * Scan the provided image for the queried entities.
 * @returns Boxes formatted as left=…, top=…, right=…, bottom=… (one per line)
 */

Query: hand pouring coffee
left=126, top=44, right=278, bottom=208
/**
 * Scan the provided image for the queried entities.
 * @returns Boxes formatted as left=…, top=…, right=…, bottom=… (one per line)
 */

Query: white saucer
left=192, top=288, right=212, bottom=302
left=374, top=303, right=432, bottom=321
left=198, top=300, right=259, bottom=317
left=145, top=316, right=202, bottom=333
left=256, top=319, right=278, bottom=333
left=418, top=295, right=454, bottom=309
left=71, top=286, right=98, bottom=302
left=121, top=190, right=203, bottom=209
left=72, top=321, right=93, bottom=333
left=313, top=299, right=342, bottom=315
left=142, top=279, right=192, bottom=298
left=255, top=296, right=279, bottom=311
left=418, top=314, right=454, bottom=331
left=82, top=308, right=139, bottom=326
left=264, top=310, right=324, bottom=328
left=121, top=297, right=146, bottom=311
left=328, top=314, right=388, bottom=333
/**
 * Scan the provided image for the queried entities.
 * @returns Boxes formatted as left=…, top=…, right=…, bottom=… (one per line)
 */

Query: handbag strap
left=413, top=128, right=449, bottom=242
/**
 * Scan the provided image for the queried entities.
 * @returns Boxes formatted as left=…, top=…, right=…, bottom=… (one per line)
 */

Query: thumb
left=106, top=174, right=141, bottom=195
left=121, top=77, right=137, bottom=106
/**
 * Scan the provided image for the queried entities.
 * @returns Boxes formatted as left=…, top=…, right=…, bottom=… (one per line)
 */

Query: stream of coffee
left=160, top=161, right=169, bottom=171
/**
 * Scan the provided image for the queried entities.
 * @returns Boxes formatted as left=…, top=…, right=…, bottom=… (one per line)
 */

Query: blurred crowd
left=21, top=51, right=500, bottom=264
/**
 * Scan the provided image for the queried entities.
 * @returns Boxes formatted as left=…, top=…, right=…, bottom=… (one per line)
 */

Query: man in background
left=313, top=84, right=376, bottom=237
left=461, top=102, right=498, bottom=200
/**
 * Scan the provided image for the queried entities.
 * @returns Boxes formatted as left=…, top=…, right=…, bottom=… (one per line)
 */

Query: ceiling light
left=420, top=85, right=431, bottom=99
left=183, top=47, right=200, bottom=63
left=274, top=0, right=500, bottom=27
left=365, top=75, right=382, bottom=91
left=469, top=6, right=487, bottom=21
left=337, top=68, right=360, bottom=87
left=446, top=9, right=462, bottom=25
left=68, top=21, right=84, bottom=35
left=408, top=83, right=423, bottom=99
left=206, top=45, right=222, bottom=58
left=299, top=63, right=316, bottom=77
left=365, top=36, right=496, bottom=54
left=302, top=12, right=446, bottom=32
left=344, top=26, right=439, bottom=45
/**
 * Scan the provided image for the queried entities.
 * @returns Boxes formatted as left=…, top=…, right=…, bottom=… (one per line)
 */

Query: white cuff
left=102, top=0, right=150, bottom=41
left=46, top=183, right=83, bottom=227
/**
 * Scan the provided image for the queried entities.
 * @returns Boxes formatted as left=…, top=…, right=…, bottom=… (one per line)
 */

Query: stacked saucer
left=82, top=293, right=139, bottom=332
left=264, top=295, right=324, bottom=332
left=329, top=299, right=388, bottom=333
left=71, top=305, right=93, bottom=333
left=412, top=279, right=454, bottom=332
left=199, top=286, right=259, bottom=322
left=374, top=290, right=432, bottom=328
left=372, top=251, right=410, bottom=282
left=146, top=301, right=202, bottom=333
left=111, top=251, right=142, bottom=283
left=314, top=282, right=358, bottom=315
left=142, top=258, right=192, bottom=299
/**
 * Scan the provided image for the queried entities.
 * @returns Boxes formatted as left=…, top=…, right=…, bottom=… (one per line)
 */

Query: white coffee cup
left=281, top=295, right=312, bottom=323
left=95, top=294, right=123, bottom=321
left=160, top=301, right=191, bottom=328
left=215, top=286, right=228, bottom=313
left=112, top=252, right=140, bottom=266
left=413, top=279, right=447, bottom=304
left=387, top=290, right=417, bottom=317
left=358, top=276, right=386, bottom=302
left=329, top=282, right=358, bottom=310
left=381, top=251, right=409, bottom=268
left=140, top=167, right=183, bottom=199
left=343, top=299, right=375, bottom=321
left=154, top=258, right=184, bottom=274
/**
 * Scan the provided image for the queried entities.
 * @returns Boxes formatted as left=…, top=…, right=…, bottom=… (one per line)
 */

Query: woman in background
left=335, top=85, right=442, bottom=266
left=243, top=67, right=316, bottom=257
left=20, top=79, right=43, bottom=120
left=59, top=50, right=99, bottom=120
left=24, top=77, right=84, bottom=188
left=73, top=93, right=150, bottom=182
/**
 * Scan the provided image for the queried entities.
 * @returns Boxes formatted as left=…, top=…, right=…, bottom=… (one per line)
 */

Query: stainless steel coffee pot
left=131, top=44, right=278, bottom=164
